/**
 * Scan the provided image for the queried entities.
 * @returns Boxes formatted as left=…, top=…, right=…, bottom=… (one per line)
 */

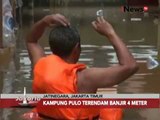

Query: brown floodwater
left=0, top=2, right=160, bottom=120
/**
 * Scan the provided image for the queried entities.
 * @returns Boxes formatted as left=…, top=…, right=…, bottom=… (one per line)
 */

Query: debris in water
left=147, top=56, right=159, bottom=69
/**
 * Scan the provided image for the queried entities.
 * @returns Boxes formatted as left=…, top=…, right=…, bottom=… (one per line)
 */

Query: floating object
left=147, top=56, right=159, bottom=69
left=43, top=8, right=50, bottom=12
left=122, top=19, right=126, bottom=22
left=131, top=18, right=142, bottom=21
left=96, top=10, right=103, bottom=17
left=129, top=38, right=145, bottom=43
left=3, top=15, right=15, bottom=31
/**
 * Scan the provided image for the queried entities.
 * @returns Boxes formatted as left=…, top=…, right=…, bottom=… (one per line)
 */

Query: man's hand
left=78, top=16, right=138, bottom=93
left=42, top=14, right=70, bottom=27
left=26, top=14, right=70, bottom=67
left=92, top=17, right=115, bottom=38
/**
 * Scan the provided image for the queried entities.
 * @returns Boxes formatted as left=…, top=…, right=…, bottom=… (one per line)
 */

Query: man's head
left=49, top=26, right=81, bottom=63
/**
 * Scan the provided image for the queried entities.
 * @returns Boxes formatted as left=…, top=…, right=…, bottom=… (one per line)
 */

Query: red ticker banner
left=38, top=98, right=160, bottom=108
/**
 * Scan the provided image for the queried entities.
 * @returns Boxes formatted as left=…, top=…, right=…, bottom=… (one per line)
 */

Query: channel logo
left=16, top=87, right=41, bottom=107
left=122, top=6, right=149, bottom=12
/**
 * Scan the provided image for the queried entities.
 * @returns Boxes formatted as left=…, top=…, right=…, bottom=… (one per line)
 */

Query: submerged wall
left=0, top=0, right=2, bottom=48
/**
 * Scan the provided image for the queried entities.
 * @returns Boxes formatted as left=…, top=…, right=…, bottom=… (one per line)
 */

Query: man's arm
left=26, top=14, right=70, bottom=66
left=78, top=17, right=139, bottom=93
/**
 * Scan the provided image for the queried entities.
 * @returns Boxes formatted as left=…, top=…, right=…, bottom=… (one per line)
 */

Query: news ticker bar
left=0, top=94, right=160, bottom=108
left=0, top=94, right=160, bottom=98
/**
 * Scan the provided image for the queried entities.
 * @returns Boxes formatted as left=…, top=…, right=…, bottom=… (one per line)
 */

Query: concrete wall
left=0, top=0, right=2, bottom=48
left=158, top=0, right=160, bottom=59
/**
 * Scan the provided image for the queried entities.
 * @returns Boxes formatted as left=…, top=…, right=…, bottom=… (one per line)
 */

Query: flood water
left=0, top=2, right=160, bottom=120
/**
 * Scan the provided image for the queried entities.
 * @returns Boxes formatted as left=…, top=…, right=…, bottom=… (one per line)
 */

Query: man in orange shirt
left=25, top=14, right=138, bottom=119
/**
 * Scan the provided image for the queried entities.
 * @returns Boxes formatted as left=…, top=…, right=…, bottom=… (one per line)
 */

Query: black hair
left=49, top=26, right=81, bottom=57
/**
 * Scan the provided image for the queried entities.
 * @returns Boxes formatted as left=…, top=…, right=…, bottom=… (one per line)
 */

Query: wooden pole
left=31, top=0, right=34, bottom=24
left=158, top=0, right=160, bottom=60
left=158, top=21, right=160, bottom=60
left=0, top=0, right=2, bottom=48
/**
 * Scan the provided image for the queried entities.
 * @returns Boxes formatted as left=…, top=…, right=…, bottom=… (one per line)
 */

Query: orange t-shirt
left=33, top=55, right=99, bottom=119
